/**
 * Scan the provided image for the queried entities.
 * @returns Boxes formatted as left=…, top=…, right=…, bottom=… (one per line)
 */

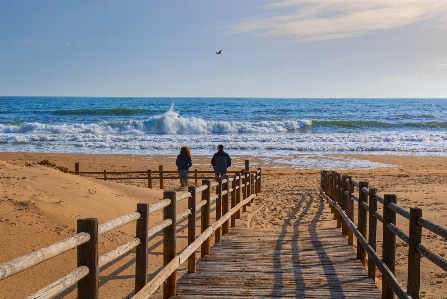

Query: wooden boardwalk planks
left=173, top=227, right=381, bottom=298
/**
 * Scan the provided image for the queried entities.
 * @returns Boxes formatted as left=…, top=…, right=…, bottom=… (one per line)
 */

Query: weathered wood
left=147, top=169, right=152, bottom=188
left=133, top=254, right=180, bottom=299
left=103, top=170, right=107, bottom=181
left=0, top=232, right=89, bottom=281
left=177, top=191, right=192, bottom=202
left=417, top=216, right=447, bottom=239
left=335, top=173, right=342, bottom=228
left=235, top=172, right=241, bottom=219
left=176, top=222, right=381, bottom=299
left=135, top=203, right=149, bottom=293
left=257, top=168, right=262, bottom=193
left=244, top=160, right=249, bottom=171
left=194, top=169, right=198, bottom=186
left=222, top=174, right=230, bottom=235
left=98, top=212, right=141, bottom=236
left=230, top=174, right=236, bottom=227
left=147, top=219, right=172, bottom=239
left=77, top=218, right=99, bottom=299
left=25, top=266, right=89, bottom=299
left=149, top=198, right=171, bottom=214
left=341, top=175, right=349, bottom=236
left=201, top=180, right=211, bottom=258
left=347, top=176, right=354, bottom=246
left=215, top=177, right=222, bottom=243
left=188, top=186, right=197, bottom=274
left=242, top=172, right=247, bottom=213
left=99, top=238, right=140, bottom=268
left=75, top=162, right=79, bottom=174
left=176, top=209, right=191, bottom=223
left=246, top=171, right=251, bottom=207
left=415, top=243, right=447, bottom=272
left=163, top=191, right=177, bottom=299
left=358, top=181, right=368, bottom=266
left=321, top=189, right=410, bottom=299
left=159, top=165, right=164, bottom=189
left=408, top=208, right=422, bottom=299
left=383, top=194, right=397, bottom=299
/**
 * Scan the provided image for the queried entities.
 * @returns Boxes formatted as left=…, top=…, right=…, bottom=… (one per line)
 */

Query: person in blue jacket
left=176, top=146, right=192, bottom=187
left=211, top=144, right=231, bottom=179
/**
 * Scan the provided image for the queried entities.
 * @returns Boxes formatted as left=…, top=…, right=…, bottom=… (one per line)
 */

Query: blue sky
left=1, top=0, right=447, bottom=98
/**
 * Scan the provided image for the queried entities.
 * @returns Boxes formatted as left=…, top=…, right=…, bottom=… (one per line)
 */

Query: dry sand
left=0, top=152, right=446, bottom=298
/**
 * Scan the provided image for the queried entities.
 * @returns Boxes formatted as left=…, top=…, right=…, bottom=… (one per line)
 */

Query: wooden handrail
left=71, top=160, right=261, bottom=190
left=320, top=171, right=447, bottom=299
left=1, top=164, right=262, bottom=298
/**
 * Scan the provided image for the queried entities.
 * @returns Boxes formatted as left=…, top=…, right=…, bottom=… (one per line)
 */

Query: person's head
left=217, top=144, right=224, bottom=152
left=180, top=146, right=191, bottom=156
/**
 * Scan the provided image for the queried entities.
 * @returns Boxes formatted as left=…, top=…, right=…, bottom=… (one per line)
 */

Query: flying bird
left=216, top=50, right=222, bottom=54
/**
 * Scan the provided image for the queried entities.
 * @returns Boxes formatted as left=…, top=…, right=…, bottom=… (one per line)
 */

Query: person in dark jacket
left=211, top=144, right=231, bottom=179
left=176, top=146, right=192, bottom=187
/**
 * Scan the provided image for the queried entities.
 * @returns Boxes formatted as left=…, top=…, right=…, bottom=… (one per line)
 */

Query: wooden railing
left=0, top=169, right=261, bottom=298
left=71, top=160, right=261, bottom=190
left=319, top=171, right=447, bottom=299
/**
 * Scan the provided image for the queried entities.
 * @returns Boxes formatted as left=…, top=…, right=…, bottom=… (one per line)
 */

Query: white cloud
left=231, top=0, right=447, bottom=42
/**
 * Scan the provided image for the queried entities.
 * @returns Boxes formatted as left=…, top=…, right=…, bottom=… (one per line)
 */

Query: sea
left=1, top=97, right=446, bottom=169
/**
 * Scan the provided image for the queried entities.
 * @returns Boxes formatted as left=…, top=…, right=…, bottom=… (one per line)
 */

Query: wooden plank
left=176, top=226, right=381, bottom=298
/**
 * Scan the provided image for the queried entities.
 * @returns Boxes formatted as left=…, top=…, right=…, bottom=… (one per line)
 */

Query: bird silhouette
left=216, top=50, right=222, bottom=54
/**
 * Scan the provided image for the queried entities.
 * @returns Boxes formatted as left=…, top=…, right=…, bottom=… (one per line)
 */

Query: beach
left=1, top=152, right=446, bottom=298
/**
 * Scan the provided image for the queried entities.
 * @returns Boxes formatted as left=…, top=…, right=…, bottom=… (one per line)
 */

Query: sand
left=0, top=152, right=446, bottom=298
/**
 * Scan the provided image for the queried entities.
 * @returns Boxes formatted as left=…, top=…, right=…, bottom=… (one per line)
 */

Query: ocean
left=1, top=97, right=446, bottom=168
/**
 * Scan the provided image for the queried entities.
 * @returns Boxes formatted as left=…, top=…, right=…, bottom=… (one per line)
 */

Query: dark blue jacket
left=211, top=151, right=231, bottom=173
left=176, top=154, right=192, bottom=170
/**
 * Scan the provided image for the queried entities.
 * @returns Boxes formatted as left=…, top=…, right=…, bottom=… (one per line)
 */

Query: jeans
left=178, top=170, right=189, bottom=186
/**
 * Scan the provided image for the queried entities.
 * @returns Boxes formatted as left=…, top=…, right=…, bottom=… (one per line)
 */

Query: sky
left=1, top=0, right=447, bottom=98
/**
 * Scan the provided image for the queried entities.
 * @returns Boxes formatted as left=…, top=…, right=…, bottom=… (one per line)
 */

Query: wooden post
left=236, top=172, right=241, bottom=219
left=163, top=191, right=176, bottom=299
left=194, top=169, right=198, bottom=186
left=347, top=176, right=354, bottom=246
left=215, top=177, right=222, bottom=243
left=358, top=182, right=368, bottom=265
left=147, top=170, right=152, bottom=189
left=336, top=173, right=342, bottom=228
left=341, top=175, right=349, bottom=236
left=246, top=171, right=251, bottom=206
left=135, top=203, right=149, bottom=293
left=159, top=165, right=164, bottom=189
left=382, top=194, right=397, bottom=299
left=250, top=172, right=255, bottom=201
left=201, top=180, right=211, bottom=258
left=242, top=171, right=247, bottom=212
left=346, top=176, right=354, bottom=246
left=77, top=218, right=99, bottom=299
left=231, top=174, right=236, bottom=227
left=103, top=170, right=107, bottom=181
left=368, top=188, right=377, bottom=281
left=257, top=168, right=262, bottom=193
left=408, top=208, right=422, bottom=299
left=245, top=160, right=249, bottom=171
left=222, top=175, right=230, bottom=235
left=330, top=173, right=336, bottom=216
left=188, top=186, right=197, bottom=273
left=75, top=162, right=79, bottom=175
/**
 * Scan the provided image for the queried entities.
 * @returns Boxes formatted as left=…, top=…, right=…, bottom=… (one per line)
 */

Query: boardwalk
left=174, top=177, right=381, bottom=299
left=174, top=188, right=381, bottom=298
